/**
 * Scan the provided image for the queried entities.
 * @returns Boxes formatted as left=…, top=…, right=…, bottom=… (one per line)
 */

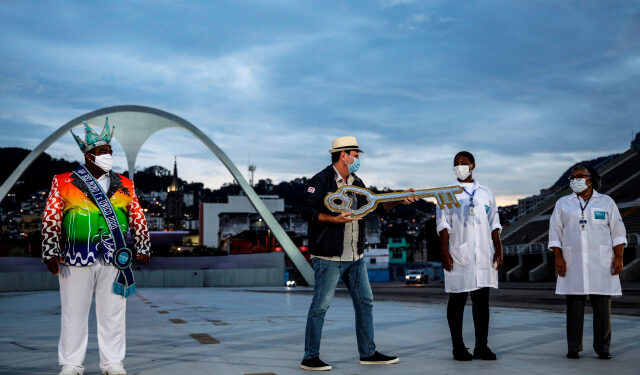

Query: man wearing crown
left=41, top=118, right=150, bottom=375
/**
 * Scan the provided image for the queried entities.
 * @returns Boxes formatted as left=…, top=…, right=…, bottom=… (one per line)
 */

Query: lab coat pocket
left=477, top=241, right=494, bottom=270
left=599, top=245, right=613, bottom=268
left=591, top=208, right=608, bottom=225
left=450, top=242, right=471, bottom=267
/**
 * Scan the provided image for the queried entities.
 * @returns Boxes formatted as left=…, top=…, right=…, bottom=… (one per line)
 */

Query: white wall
left=201, top=195, right=284, bottom=247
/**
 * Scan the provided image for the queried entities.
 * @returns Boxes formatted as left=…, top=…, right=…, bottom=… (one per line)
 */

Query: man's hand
left=45, top=256, right=65, bottom=275
left=403, top=188, right=418, bottom=205
left=441, top=250, right=453, bottom=272
left=136, top=253, right=150, bottom=264
left=332, top=212, right=362, bottom=223
left=612, top=256, right=624, bottom=275
left=493, top=250, right=503, bottom=270
left=317, top=212, right=360, bottom=223
left=552, top=247, right=566, bottom=277
left=382, top=188, right=418, bottom=211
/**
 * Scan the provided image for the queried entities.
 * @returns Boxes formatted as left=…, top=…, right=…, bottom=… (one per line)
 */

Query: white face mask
left=91, top=154, right=113, bottom=173
left=570, top=178, right=588, bottom=193
left=454, top=165, right=471, bottom=180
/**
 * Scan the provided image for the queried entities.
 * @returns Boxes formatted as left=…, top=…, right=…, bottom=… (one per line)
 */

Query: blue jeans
left=303, top=257, right=376, bottom=359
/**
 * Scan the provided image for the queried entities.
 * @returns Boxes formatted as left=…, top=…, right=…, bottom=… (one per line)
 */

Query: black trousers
left=447, top=287, right=490, bottom=349
left=566, top=295, right=611, bottom=353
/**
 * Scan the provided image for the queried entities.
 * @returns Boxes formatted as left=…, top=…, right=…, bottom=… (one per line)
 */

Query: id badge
left=469, top=205, right=475, bottom=216
left=579, top=219, right=587, bottom=230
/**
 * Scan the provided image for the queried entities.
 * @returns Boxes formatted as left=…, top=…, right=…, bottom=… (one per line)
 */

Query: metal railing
left=504, top=233, right=639, bottom=256
left=504, top=242, right=548, bottom=255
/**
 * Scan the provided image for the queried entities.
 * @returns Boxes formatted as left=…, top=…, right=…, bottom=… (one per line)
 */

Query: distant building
left=516, top=186, right=556, bottom=218
left=273, top=211, right=307, bottom=236
left=166, top=157, right=184, bottom=229
left=183, top=192, right=194, bottom=207
left=517, top=193, right=547, bottom=217
left=200, top=195, right=285, bottom=248
left=364, top=247, right=389, bottom=270
left=183, top=219, right=199, bottom=231
left=146, top=216, right=165, bottom=231
left=365, top=215, right=381, bottom=244
left=364, top=247, right=390, bottom=282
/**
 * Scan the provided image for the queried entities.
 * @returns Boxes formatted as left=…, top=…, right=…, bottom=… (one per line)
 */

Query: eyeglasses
left=568, top=174, right=591, bottom=181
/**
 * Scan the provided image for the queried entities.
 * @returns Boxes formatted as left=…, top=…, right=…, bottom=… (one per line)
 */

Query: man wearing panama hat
left=300, top=136, right=416, bottom=371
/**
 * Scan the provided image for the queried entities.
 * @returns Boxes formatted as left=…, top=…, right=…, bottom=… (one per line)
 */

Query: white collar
left=569, top=190, right=601, bottom=200
left=457, top=180, right=477, bottom=189
left=333, top=165, right=352, bottom=184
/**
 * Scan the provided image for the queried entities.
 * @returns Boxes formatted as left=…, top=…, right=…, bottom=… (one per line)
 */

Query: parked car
left=405, top=270, right=428, bottom=284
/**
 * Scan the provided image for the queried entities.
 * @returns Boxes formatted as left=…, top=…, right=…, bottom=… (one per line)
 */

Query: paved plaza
left=1, top=287, right=639, bottom=375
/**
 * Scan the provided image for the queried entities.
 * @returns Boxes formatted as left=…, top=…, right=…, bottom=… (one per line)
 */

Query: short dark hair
left=454, top=150, right=475, bottom=164
left=572, top=164, right=602, bottom=190
left=331, top=151, right=342, bottom=163
left=331, top=150, right=357, bottom=163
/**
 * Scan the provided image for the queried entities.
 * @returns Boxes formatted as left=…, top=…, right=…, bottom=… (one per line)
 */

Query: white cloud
left=401, top=13, right=431, bottom=30
left=378, top=0, right=417, bottom=9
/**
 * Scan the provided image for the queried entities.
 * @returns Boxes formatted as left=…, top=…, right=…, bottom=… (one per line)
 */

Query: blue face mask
left=347, top=156, right=360, bottom=174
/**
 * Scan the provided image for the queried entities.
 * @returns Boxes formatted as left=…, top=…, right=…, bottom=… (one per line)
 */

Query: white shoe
left=58, top=367, right=82, bottom=375
left=102, top=364, right=127, bottom=375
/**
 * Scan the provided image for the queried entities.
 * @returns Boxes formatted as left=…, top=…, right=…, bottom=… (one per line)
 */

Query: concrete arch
left=0, top=105, right=314, bottom=285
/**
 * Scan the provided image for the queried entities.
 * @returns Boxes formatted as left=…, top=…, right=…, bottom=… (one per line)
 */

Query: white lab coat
left=548, top=191, right=627, bottom=296
left=436, top=181, right=502, bottom=293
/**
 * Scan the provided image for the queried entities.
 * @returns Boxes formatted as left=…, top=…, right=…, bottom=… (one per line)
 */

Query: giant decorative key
left=324, top=185, right=464, bottom=218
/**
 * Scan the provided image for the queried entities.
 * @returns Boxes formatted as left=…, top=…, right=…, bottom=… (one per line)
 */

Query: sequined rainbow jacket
left=41, top=170, right=150, bottom=266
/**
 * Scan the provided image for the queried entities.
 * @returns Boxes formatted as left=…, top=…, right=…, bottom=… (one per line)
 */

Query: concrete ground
left=1, top=287, right=639, bottom=375
left=297, top=281, right=640, bottom=316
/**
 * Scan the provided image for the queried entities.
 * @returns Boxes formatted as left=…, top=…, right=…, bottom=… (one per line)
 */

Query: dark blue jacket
left=301, top=164, right=385, bottom=257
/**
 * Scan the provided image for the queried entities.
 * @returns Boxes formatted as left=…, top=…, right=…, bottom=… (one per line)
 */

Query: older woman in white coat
left=436, top=151, right=503, bottom=361
left=549, top=164, right=626, bottom=360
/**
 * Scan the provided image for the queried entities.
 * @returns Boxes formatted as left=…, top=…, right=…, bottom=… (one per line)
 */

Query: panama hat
left=328, top=136, right=364, bottom=154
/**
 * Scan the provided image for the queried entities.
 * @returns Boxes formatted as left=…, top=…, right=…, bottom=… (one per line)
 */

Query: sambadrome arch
left=0, top=105, right=314, bottom=285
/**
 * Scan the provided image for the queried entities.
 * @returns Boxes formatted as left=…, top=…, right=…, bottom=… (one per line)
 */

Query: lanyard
left=462, top=186, right=478, bottom=207
left=577, top=194, right=590, bottom=219
left=462, top=185, right=478, bottom=215
left=577, top=194, right=590, bottom=229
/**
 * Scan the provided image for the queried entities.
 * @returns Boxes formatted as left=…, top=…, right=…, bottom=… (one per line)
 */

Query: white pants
left=58, top=258, right=126, bottom=373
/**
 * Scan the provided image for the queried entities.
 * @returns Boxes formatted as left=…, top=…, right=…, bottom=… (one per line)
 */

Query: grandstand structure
left=500, top=135, right=640, bottom=282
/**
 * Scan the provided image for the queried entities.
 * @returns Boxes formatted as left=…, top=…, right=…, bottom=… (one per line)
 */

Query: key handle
left=324, top=185, right=464, bottom=218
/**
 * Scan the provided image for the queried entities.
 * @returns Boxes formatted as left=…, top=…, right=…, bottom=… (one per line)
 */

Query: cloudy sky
left=1, top=0, right=639, bottom=206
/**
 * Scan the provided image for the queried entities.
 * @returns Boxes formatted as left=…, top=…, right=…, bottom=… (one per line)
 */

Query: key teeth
left=326, top=184, right=465, bottom=217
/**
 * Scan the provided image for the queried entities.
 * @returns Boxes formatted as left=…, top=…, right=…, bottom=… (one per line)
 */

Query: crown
left=70, top=117, right=114, bottom=153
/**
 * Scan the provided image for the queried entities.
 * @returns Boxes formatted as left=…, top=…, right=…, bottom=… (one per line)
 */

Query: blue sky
left=1, top=0, right=639, bottom=206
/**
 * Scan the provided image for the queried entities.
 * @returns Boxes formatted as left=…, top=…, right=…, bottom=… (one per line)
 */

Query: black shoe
left=473, top=346, right=497, bottom=360
left=598, top=352, right=612, bottom=360
left=566, top=351, right=580, bottom=359
left=452, top=346, right=473, bottom=361
left=301, top=357, right=332, bottom=371
left=360, top=351, right=399, bottom=365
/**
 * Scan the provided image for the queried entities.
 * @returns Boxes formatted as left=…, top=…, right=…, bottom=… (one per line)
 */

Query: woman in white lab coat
left=436, top=151, right=503, bottom=361
left=549, top=164, right=626, bottom=360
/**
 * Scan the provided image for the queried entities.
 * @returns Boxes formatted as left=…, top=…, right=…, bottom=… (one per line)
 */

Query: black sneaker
left=597, top=352, right=611, bottom=360
left=360, top=351, right=399, bottom=365
left=473, top=346, right=497, bottom=360
left=301, top=357, right=332, bottom=371
left=452, top=346, right=473, bottom=361
left=566, top=351, right=580, bottom=359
